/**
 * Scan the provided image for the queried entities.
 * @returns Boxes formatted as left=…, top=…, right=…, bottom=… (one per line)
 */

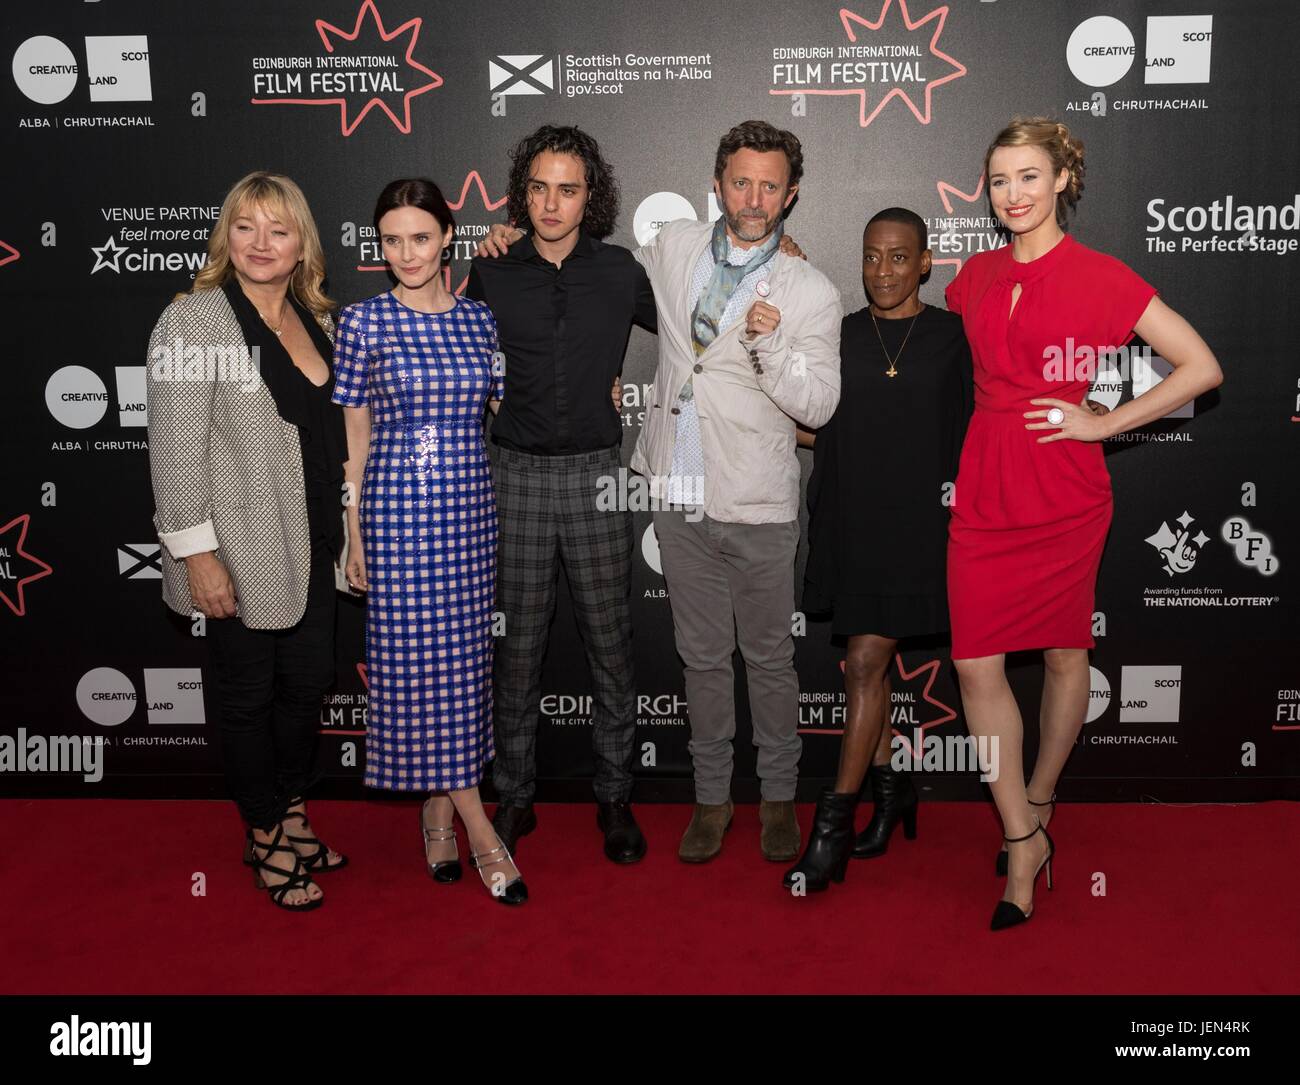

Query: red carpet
left=2, top=799, right=1296, bottom=995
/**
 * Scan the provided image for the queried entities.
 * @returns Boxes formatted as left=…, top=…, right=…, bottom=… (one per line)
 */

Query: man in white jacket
left=630, top=120, right=842, bottom=863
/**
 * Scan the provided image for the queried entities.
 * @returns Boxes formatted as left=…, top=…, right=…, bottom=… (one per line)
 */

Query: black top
left=223, top=280, right=348, bottom=557
left=465, top=230, right=656, bottom=454
left=804, top=304, right=973, bottom=619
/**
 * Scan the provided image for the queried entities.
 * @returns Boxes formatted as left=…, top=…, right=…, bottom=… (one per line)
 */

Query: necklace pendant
left=886, top=365, right=897, bottom=378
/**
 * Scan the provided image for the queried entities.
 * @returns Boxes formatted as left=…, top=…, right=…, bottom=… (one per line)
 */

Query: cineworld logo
left=91, top=234, right=207, bottom=275
left=248, top=0, right=443, bottom=136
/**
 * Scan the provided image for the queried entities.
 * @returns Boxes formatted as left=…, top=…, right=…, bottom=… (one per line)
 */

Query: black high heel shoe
left=470, top=836, right=528, bottom=906
left=783, top=789, right=857, bottom=892
left=995, top=793, right=1054, bottom=876
left=990, top=820, right=1054, bottom=931
left=248, top=824, right=324, bottom=912
left=421, top=799, right=462, bottom=884
left=851, top=762, right=918, bottom=859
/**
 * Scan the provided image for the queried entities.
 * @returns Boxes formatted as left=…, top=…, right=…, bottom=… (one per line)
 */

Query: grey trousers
left=492, top=444, right=636, bottom=806
left=652, top=510, right=801, bottom=803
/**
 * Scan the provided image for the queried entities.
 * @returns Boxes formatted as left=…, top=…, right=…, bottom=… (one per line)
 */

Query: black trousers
left=207, top=546, right=337, bottom=830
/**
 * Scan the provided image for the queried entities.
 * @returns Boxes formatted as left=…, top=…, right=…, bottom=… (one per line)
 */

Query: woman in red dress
left=945, top=118, right=1222, bottom=930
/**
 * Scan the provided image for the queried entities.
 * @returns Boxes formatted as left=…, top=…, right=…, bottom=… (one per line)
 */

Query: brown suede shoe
left=678, top=800, right=734, bottom=863
left=760, top=799, right=800, bottom=862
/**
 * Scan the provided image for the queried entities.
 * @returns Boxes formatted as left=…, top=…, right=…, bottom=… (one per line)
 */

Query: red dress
left=945, top=234, right=1156, bottom=659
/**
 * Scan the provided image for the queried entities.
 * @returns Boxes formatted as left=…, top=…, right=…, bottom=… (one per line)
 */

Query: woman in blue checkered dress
left=334, top=179, right=526, bottom=905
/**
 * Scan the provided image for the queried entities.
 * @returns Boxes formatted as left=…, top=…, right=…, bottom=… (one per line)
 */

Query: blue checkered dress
left=332, top=291, right=502, bottom=791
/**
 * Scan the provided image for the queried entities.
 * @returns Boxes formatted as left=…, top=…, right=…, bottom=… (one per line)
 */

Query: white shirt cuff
left=159, top=520, right=219, bottom=559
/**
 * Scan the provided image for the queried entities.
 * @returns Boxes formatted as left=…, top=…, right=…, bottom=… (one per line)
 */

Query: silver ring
left=1047, top=407, right=1065, bottom=426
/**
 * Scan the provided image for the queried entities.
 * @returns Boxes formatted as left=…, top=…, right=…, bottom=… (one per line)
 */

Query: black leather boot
left=782, top=789, right=857, bottom=892
left=852, top=763, right=918, bottom=859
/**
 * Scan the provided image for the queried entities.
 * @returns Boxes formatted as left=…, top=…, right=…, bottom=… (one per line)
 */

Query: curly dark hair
left=713, top=120, right=804, bottom=188
left=505, top=125, right=620, bottom=239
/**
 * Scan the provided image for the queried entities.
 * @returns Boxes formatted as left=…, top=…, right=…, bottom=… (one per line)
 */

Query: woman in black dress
left=786, top=207, right=971, bottom=892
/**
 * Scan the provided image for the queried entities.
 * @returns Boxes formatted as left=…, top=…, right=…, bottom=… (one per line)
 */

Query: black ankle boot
left=782, top=789, right=857, bottom=892
left=851, top=763, right=918, bottom=859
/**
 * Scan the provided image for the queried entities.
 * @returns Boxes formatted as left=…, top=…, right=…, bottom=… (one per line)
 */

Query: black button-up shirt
left=465, top=230, right=657, bottom=454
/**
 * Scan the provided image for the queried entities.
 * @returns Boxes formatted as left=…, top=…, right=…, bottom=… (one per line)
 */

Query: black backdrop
left=3, top=0, right=1297, bottom=802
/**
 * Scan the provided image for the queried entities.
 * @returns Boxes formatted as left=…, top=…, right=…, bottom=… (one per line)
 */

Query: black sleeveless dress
left=803, top=304, right=972, bottom=638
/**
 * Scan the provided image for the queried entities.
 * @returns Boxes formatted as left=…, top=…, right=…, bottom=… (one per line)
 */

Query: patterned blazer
left=145, top=286, right=335, bottom=630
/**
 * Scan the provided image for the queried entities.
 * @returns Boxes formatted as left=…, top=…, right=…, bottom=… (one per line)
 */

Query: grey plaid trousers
left=490, top=443, right=636, bottom=805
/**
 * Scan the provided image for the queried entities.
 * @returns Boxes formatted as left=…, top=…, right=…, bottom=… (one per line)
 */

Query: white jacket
left=630, top=219, right=843, bottom=524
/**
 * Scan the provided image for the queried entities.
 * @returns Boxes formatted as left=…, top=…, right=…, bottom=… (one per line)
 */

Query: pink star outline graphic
left=250, top=0, right=443, bottom=136
left=931, top=172, right=985, bottom=276
left=769, top=0, right=967, bottom=127
left=887, top=654, right=958, bottom=758
left=447, top=170, right=508, bottom=214
left=0, top=514, right=53, bottom=617
left=804, top=652, right=957, bottom=738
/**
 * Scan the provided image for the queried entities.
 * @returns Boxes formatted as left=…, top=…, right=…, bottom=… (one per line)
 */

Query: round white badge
left=755, top=280, right=771, bottom=298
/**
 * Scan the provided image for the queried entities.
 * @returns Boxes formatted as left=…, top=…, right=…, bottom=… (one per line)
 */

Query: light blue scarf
left=690, top=216, right=783, bottom=355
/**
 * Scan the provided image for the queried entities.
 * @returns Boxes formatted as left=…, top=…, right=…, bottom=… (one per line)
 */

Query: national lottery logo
left=1145, top=511, right=1208, bottom=577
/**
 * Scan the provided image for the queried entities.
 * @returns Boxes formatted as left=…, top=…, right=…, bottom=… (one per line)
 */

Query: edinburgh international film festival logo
left=11, top=33, right=154, bottom=129
left=249, top=0, right=442, bottom=135
left=767, top=1, right=967, bottom=127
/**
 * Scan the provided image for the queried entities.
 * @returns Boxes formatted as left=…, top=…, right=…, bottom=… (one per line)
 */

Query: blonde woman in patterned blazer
left=146, top=172, right=351, bottom=912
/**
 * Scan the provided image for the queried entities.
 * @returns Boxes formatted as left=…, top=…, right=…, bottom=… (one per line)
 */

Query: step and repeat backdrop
left=2, top=1, right=1296, bottom=801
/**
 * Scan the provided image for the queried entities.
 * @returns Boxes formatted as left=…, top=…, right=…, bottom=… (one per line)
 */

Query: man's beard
left=727, top=208, right=775, bottom=243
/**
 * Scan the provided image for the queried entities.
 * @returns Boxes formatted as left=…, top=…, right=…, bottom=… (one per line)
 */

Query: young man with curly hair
left=466, top=125, right=656, bottom=864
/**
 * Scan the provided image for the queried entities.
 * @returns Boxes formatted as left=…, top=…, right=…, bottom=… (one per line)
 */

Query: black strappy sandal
left=996, top=793, right=1055, bottom=876
left=282, top=797, right=349, bottom=874
left=248, top=824, right=324, bottom=912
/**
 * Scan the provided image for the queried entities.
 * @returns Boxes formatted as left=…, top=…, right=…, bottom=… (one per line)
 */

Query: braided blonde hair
left=984, top=117, right=1085, bottom=228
